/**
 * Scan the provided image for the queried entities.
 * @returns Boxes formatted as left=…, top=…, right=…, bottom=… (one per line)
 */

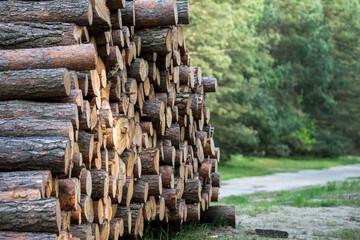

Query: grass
left=217, top=179, right=360, bottom=209
left=219, top=155, right=360, bottom=180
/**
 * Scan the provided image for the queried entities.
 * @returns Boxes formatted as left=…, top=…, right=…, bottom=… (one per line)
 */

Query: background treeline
left=185, top=0, right=360, bottom=159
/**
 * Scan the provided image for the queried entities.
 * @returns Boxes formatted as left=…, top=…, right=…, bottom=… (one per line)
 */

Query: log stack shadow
left=0, top=0, right=234, bottom=238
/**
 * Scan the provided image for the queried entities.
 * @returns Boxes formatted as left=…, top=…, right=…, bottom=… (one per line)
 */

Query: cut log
left=114, top=207, right=131, bottom=234
left=0, top=232, right=57, bottom=240
left=0, top=198, right=61, bottom=233
left=199, top=162, right=211, bottom=179
left=137, top=175, right=162, bottom=196
left=138, top=148, right=160, bottom=175
left=175, top=93, right=192, bottom=115
left=90, top=169, right=109, bottom=200
left=93, top=199, right=104, bottom=224
left=0, top=44, right=96, bottom=71
left=107, top=0, right=126, bottom=10
left=0, top=137, right=70, bottom=175
left=135, top=28, right=172, bottom=55
left=183, top=179, right=201, bottom=203
left=162, top=145, right=176, bottom=166
left=202, top=76, right=217, bottom=93
left=78, top=132, right=94, bottom=165
left=0, top=22, right=82, bottom=49
left=133, top=0, right=178, bottom=29
left=0, top=68, right=70, bottom=100
left=0, top=101, right=79, bottom=129
left=120, top=0, right=135, bottom=26
left=201, top=206, right=235, bottom=228
left=159, top=166, right=174, bottom=188
left=142, top=100, right=164, bottom=122
left=109, top=218, right=122, bottom=240
left=177, top=0, right=190, bottom=24
left=128, top=58, right=148, bottom=82
left=132, top=181, right=148, bottom=203
left=58, top=178, right=80, bottom=211
left=121, top=177, right=134, bottom=207
left=70, top=224, right=92, bottom=240
left=211, top=172, right=221, bottom=187
left=80, top=194, right=94, bottom=224
left=0, top=189, right=41, bottom=202
left=161, top=123, right=181, bottom=148
left=0, top=0, right=93, bottom=26
left=162, top=188, right=177, bottom=210
left=80, top=170, right=92, bottom=196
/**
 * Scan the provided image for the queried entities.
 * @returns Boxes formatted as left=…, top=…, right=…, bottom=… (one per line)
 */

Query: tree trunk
left=0, top=101, right=79, bottom=129
left=133, top=0, right=178, bottom=29
left=0, top=232, right=57, bottom=240
left=183, top=179, right=201, bottom=203
left=90, top=169, right=109, bottom=200
left=0, top=198, right=61, bottom=233
left=0, top=0, right=92, bottom=26
left=137, top=175, right=162, bottom=196
left=0, top=137, right=70, bottom=175
left=138, top=148, right=160, bottom=175
left=135, top=28, right=172, bottom=55
left=132, top=181, right=148, bottom=203
left=177, top=0, right=190, bottom=24
left=201, top=206, right=236, bottom=228
left=159, top=166, right=174, bottom=188
left=0, top=22, right=82, bottom=50
left=58, top=178, right=80, bottom=211
left=0, top=44, right=96, bottom=71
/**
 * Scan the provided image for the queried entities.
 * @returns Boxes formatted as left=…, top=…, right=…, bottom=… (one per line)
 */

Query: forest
left=185, top=0, right=360, bottom=159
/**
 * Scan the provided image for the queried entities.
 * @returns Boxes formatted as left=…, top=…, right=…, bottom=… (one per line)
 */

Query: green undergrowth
left=219, top=155, right=360, bottom=180
left=217, top=180, right=360, bottom=210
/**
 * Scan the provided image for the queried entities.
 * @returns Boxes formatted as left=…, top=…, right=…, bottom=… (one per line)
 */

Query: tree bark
left=202, top=76, right=217, bottom=93
left=161, top=188, right=177, bottom=210
left=201, top=206, right=236, bottom=228
left=0, top=232, right=57, bottom=240
left=132, top=180, right=148, bottom=203
left=177, top=0, right=190, bottom=24
left=70, top=224, right=92, bottom=240
left=120, top=0, right=135, bottom=26
left=121, top=177, right=134, bottom=207
left=109, top=218, right=122, bottom=240
left=0, top=22, right=82, bottom=50
left=0, top=0, right=92, bottom=26
left=199, top=162, right=211, bottom=179
left=211, top=172, right=221, bottom=187
left=0, top=198, right=61, bottom=233
left=134, top=0, right=178, bottom=29
left=175, top=93, right=192, bottom=115
left=58, top=178, right=80, bottom=211
left=0, top=137, right=70, bottom=175
left=90, top=169, right=109, bottom=200
left=162, top=145, right=175, bottom=166
left=114, top=207, right=131, bottom=235
left=0, top=44, right=96, bottom=71
left=183, top=179, right=201, bottom=203
left=137, top=175, right=162, bottom=196
left=134, top=28, right=172, bottom=55
left=107, top=0, right=126, bottom=10
left=142, top=100, right=164, bottom=122
left=0, top=118, right=73, bottom=144
left=138, top=148, right=160, bottom=175
left=161, top=123, right=181, bottom=148
left=128, top=58, right=148, bottom=82
left=159, top=166, right=174, bottom=188
left=80, top=194, right=94, bottom=224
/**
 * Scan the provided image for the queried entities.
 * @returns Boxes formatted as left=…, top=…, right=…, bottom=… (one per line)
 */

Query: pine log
left=133, top=0, right=178, bottom=29
left=78, top=132, right=94, bottom=165
left=199, top=162, right=211, bottom=179
left=121, top=177, right=134, bottom=207
left=161, top=123, right=181, bottom=148
left=109, top=218, right=122, bottom=240
left=159, top=166, right=174, bottom=188
left=125, top=78, right=138, bottom=104
left=71, top=204, right=82, bottom=225
left=132, top=181, right=148, bottom=203
left=120, top=0, right=135, bottom=26
left=107, top=0, right=125, bottom=10
left=177, top=0, right=190, bottom=24
left=142, top=100, right=164, bottom=122
left=80, top=170, right=92, bottom=196
left=162, top=188, right=177, bottom=210
left=90, top=169, right=109, bottom=200
left=58, top=178, right=80, bottom=211
left=0, top=22, right=82, bottom=49
left=0, top=68, right=71, bottom=100
left=110, top=9, right=122, bottom=29
left=182, top=179, right=201, bottom=204
left=201, top=206, right=235, bottom=228
left=0, top=0, right=93, bottom=26
left=211, top=187, right=219, bottom=202
left=0, top=118, right=73, bottom=145
left=128, top=58, right=148, bottom=82
left=80, top=194, right=94, bottom=224
left=175, top=93, right=192, bottom=115
left=137, top=175, right=162, bottom=196
left=120, top=149, right=135, bottom=177
left=0, top=100, right=79, bottom=129
left=93, top=199, right=104, bottom=224
left=0, top=137, right=70, bottom=175
left=91, top=223, right=100, bottom=240
left=202, top=76, right=217, bottom=93
left=135, top=28, right=172, bottom=55
left=138, top=148, right=160, bottom=175
left=0, top=189, right=41, bottom=202
left=0, top=44, right=96, bottom=71
left=0, top=232, right=57, bottom=240
left=114, top=207, right=131, bottom=234
left=211, top=172, right=221, bottom=187
left=70, top=224, right=92, bottom=240
left=0, top=198, right=60, bottom=233
left=162, top=145, right=175, bottom=166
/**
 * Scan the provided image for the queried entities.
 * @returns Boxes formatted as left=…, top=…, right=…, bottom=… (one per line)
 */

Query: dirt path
left=220, top=164, right=360, bottom=198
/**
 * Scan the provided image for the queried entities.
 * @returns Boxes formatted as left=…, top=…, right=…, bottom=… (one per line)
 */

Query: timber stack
left=0, top=0, right=235, bottom=239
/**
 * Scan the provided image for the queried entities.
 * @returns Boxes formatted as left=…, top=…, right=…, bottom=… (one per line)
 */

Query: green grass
left=329, top=227, right=360, bottom=240
left=217, top=180, right=360, bottom=209
left=219, top=155, right=360, bottom=180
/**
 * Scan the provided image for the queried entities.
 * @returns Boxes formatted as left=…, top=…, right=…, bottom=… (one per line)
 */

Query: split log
left=138, top=148, right=160, bottom=174
left=183, top=179, right=201, bottom=203
left=201, top=206, right=236, bottom=228
left=0, top=101, right=79, bottom=129
left=0, top=68, right=70, bottom=100
left=58, top=178, right=80, bottom=211
left=159, top=166, right=174, bottom=188
left=137, top=175, right=162, bottom=196
left=0, top=137, right=70, bottom=175
left=0, top=0, right=93, bottom=26
left=0, top=198, right=61, bottom=233
left=135, top=28, right=172, bottom=55
left=70, top=224, right=92, bottom=240
left=133, top=0, right=178, bottom=29
left=0, top=44, right=96, bottom=71
left=132, top=181, right=148, bottom=203
left=90, top=169, right=109, bottom=200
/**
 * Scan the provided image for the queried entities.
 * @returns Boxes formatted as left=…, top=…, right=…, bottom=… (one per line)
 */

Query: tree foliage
left=185, top=0, right=360, bottom=159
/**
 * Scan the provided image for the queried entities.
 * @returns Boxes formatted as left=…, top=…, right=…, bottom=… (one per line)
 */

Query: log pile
left=0, top=0, right=234, bottom=238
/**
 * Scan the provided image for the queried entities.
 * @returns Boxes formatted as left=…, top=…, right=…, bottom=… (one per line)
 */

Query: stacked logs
left=0, top=0, right=234, bottom=239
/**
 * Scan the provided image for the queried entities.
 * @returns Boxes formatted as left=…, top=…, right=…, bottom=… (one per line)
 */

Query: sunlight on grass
left=219, top=155, right=360, bottom=180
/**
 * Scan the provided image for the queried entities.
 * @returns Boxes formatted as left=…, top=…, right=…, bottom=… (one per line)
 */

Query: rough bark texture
left=132, top=181, right=148, bottom=203
left=211, top=172, right=221, bottom=188
left=70, top=224, right=92, bottom=240
left=0, top=118, right=73, bottom=142
left=202, top=76, right=217, bottom=93
left=0, top=137, right=70, bottom=175
left=142, top=100, right=164, bottom=122
left=90, top=169, right=109, bottom=200
left=78, top=132, right=94, bottom=165
left=0, top=0, right=92, bottom=26
left=121, top=177, right=134, bottom=207
left=183, top=179, right=201, bottom=203
left=161, top=145, right=175, bottom=166
left=137, top=175, right=162, bottom=196
left=128, top=58, right=148, bottom=82
left=177, top=0, right=190, bottom=24
left=114, top=207, right=131, bottom=234
left=58, top=178, right=79, bottom=211
left=175, top=93, right=192, bottom=115
left=107, top=0, right=126, bottom=10
left=159, top=166, right=174, bottom=188
left=134, top=0, right=177, bottom=29
left=186, top=203, right=200, bottom=221
left=0, top=44, right=96, bottom=71
left=161, top=188, right=177, bottom=210
left=0, top=198, right=60, bottom=233
left=0, top=22, right=81, bottom=49
left=120, top=0, right=135, bottom=26
left=161, top=123, right=181, bottom=148
left=201, top=206, right=236, bottom=228
left=135, top=28, right=172, bottom=55
left=0, top=231, right=57, bottom=240
left=138, top=148, right=160, bottom=175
